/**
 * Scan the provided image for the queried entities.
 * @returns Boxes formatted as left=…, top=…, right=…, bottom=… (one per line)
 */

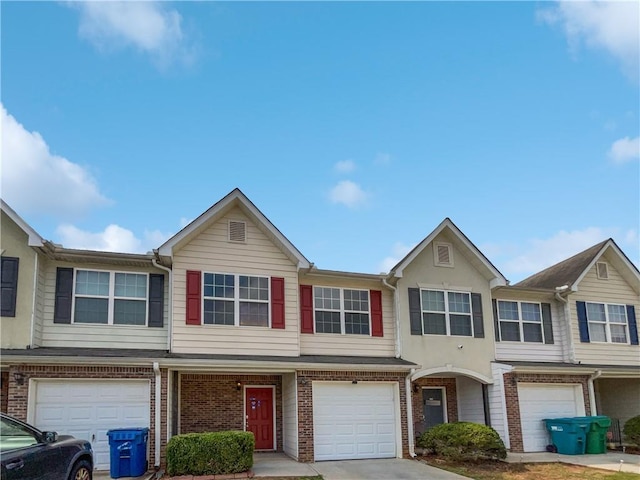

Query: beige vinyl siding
left=493, top=291, right=566, bottom=363
left=596, top=378, right=640, bottom=431
left=171, top=209, right=300, bottom=356
left=0, top=212, right=36, bottom=349
left=299, top=276, right=396, bottom=357
left=571, top=255, right=640, bottom=367
left=40, top=261, right=169, bottom=349
left=32, top=255, right=47, bottom=347
left=456, top=376, right=485, bottom=424
left=488, top=363, right=511, bottom=449
left=282, top=373, right=298, bottom=459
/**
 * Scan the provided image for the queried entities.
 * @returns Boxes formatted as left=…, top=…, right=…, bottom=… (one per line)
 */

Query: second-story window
left=74, top=270, right=148, bottom=325
left=421, top=289, right=472, bottom=336
left=586, top=302, right=628, bottom=343
left=314, top=287, right=370, bottom=335
left=203, top=273, right=270, bottom=327
left=497, top=301, right=543, bottom=342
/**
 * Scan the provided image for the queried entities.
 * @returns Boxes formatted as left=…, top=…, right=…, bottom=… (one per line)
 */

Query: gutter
left=152, top=257, right=172, bottom=352
left=406, top=369, right=416, bottom=458
left=382, top=278, right=401, bottom=358
left=588, top=369, right=602, bottom=416
left=555, top=286, right=575, bottom=363
left=153, top=362, right=161, bottom=468
left=30, top=251, right=38, bottom=348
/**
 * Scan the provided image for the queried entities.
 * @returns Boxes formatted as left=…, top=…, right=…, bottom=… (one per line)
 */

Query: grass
left=421, top=458, right=640, bottom=480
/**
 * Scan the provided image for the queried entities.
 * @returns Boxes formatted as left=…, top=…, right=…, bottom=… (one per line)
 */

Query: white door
left=313, top=382, right=398, bottom=461
left=518, top=383, right=584, bottom=452
left=32, top=380, right=150, bottom=470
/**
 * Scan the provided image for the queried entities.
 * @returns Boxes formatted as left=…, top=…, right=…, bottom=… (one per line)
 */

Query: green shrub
left=623, top=416, right=640, bottom=446
left=166, top=431, right=254, bottom=476
left=417, top=422, right=506, bottom=461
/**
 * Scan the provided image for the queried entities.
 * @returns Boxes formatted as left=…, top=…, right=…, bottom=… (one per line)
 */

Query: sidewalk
left=505, top=451, right=640, bottom=475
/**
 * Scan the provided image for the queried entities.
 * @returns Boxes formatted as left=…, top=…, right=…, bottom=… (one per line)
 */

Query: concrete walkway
left=505, top=451, right=640, bottom=475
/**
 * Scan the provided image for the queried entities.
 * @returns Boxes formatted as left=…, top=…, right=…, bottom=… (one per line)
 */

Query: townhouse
left=1, top=189, right=638, bottom=469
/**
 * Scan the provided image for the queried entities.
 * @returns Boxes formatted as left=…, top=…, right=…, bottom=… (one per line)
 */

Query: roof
left=0, top=199, right=44, bottom=247
left=157, top=188, right=311, bottom=270
left=515, top=239, right=639, bottom=291
left=388, top=217, right=507, bottom=287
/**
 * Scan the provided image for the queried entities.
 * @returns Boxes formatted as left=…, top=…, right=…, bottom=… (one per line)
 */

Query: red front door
left=245, top=387, right=274, bottom=450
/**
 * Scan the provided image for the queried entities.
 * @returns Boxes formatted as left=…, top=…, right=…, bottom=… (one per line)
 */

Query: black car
left=0, top=413, right=93, bottom=480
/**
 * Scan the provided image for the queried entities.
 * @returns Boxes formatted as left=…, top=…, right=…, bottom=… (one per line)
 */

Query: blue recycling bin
left=544, top=418, right=590, bottom=455
left=107, top=428, right=149, bottom=478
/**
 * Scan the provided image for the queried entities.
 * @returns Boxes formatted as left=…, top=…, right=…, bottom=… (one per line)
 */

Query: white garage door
left=313, top=382, right=398, bottom=461
left=518, top=383, right=585, bottom=452
left=32, top=380, right=150, bottom=470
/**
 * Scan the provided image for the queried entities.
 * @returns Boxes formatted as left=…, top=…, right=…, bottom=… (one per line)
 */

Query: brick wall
left=411, top=377, right=458, bottom=435
left=4, top=364, right=165, bottom=468
left=179, top=374, right=283, bottom=452
left=503, top=372, right=591, bottom=452
left=1, top=371, right=8, bottom=413
left=296, top=370, right=409, bottom=463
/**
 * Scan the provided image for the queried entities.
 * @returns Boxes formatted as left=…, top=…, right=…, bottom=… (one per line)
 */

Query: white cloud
left=374, top=152, right=392, bottom=165
left=70, top=1, right=195, bottom=68
left=378, top=242, right=414, bottom=273
left=538, top=1, right=640, bottom=79
left=328, top=180, right=368, bottom=208
left=0, top=104, right=110, bottom=219
left=56, top=223, right=170, bottom=254
left=334, top=159, right=356, bottom=174
left=608, top=136, right=640, bottom=164
left=491, top=227, right=639, bottom=281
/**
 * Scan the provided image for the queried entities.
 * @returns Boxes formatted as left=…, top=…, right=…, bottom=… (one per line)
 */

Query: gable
left=575, top=250, right=640, bottom=301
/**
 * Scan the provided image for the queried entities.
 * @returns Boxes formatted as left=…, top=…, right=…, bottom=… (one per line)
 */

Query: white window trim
left=313, top=286, right=372, bottom=336
left=71, top=269, right=149, bottom=326
left=433, top=242, right=454, bottom=268
left=420, top=289, right=473, bottom=337
left=202, top=272, right=271, bottom=327
left=586, top=301, right=629, bottom=344
left=497, top=300, right=544, bottom=343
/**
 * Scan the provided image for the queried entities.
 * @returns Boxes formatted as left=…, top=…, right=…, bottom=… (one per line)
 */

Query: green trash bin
left=585, top=416, right=611, bottom=454
left=544, top=418, right=590, bottom=455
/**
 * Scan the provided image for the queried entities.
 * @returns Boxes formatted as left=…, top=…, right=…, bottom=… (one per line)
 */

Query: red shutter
left=370, top=289, right=383, bottom=337
left=271, top=277, right=285, bottom=329
left=300, top=284, right=314, bottom=334
left=186, top=270, right=201, bottom=325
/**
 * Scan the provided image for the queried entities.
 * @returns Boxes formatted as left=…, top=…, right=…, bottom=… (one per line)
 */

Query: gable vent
left=229, top=221, right=246, bottom=243
left=596, top=261, right=609, bottom=280
left=434, top=242, right=453, bottom=267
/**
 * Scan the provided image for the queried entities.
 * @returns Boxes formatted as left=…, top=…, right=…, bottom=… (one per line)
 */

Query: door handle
left=6, top=459, right=24, bottom=470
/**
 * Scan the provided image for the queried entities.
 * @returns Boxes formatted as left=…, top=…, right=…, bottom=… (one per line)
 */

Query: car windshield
left=0, top=417, right=39, bottom=451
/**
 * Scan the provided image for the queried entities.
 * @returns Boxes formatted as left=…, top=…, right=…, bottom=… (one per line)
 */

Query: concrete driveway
left=310, top=458, right=469, bottom=480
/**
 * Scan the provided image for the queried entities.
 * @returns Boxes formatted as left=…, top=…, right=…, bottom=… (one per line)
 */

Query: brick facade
left=1, top=371, right=8, bottom=413
left=296, top=370, right=409, bottom=463
left=4, top=364, right=167, bottom=469
left=503, top=372, right=591, bottom=452
left=179, top=374, right=283, bottom=452
left=411, top=377, right=458, bottom=437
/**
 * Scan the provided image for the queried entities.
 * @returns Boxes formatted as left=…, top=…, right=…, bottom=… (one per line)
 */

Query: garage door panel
left=313, top=383, right=398, bottom=461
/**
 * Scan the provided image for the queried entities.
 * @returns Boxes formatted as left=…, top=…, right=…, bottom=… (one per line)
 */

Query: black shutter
left=627, top=305, right=639, bottom=346
left=408, top=288, right=422, bottom=335
left=148, top=274, right=164, bottom=328
left=492, top=299, right=500, bottom=341
left=576, top=301, right=590, bottom=343
left=0, top=257, right=19, bottom=317
left=54, top=267, right=74, bottom=324
left=471, top=293, right=484, bottom=338
left=541, top=303, right=554, bottom=344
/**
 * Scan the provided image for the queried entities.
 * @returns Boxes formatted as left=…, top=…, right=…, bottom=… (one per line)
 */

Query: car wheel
left=69, top=460, right=92, bottom=480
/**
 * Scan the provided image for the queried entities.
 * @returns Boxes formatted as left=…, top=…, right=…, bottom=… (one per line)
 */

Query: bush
left=623, top=416, right=640, bottom=446
left=166, top=431, right=254, bottom=476
left=417, top=422, right=506, bottom=461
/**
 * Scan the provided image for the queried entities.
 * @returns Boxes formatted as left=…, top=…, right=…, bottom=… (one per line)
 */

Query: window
left=203, top=273, right=270, bottom=327
left=586, top=302, right=628, bottom=343
left=421, top=289, right=472, bottom=336
left=497, top=301, right=543, bottom=342
left=74, top=270, right=148, bottom=325
left=314, top=287, right=370, bottom=335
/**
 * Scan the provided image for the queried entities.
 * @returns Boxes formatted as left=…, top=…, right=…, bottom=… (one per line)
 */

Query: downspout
left=30, top=251, right=38, bottom=348
left=153, top=362, right=161, bottom=468
left=382, top=278, right=401, bottom=358
left=152, top=258, right=172, bottom=352
left=555, top=286, right=575, bottom=363
left=406, top=369, right=416, bottom=457
left=588, top=369, right=602, bottom=416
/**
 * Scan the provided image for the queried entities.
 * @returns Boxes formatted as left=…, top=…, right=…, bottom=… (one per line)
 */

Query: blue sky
left=2, top=1, right=639, bottom=282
